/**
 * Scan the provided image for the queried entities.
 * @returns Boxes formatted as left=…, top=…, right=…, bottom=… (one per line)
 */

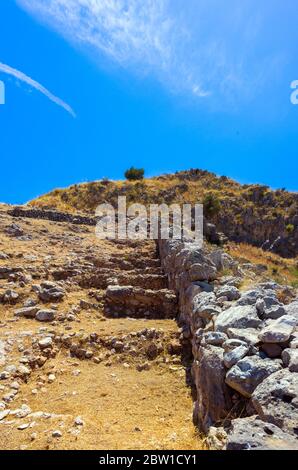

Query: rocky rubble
left=157, top=237, right=298, bottom=450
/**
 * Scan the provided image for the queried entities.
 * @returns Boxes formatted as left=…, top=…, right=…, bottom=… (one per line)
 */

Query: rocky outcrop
left=157, top=236, right=298, bottom=449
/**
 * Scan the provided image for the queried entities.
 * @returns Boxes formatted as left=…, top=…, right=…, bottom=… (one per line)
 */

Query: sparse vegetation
left=125, top=167, right=145, bottom=181
left=202, top=192, right=221, bottom=218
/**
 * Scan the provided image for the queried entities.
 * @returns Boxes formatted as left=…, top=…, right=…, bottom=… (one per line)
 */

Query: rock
left=192, top=292, right=221, bottom=321
left=225, top=356, right=282, bottom=398
left=285, top=300, right=298, bottom=320
left=74, top=416, right=84, bottom=426
left=223, top=345, right=249, bottom=369
left=259, top=315, right=297, bottom=343
left=263, top=305, right=287, bottom=320
left=48, top=374, right=56, bottom=383
left=0, top=289, right=19, bottom=304
left=35, top=310, right=56, bottom=322
left=193, top=345, right=232, bottom=432
left=52, top=430, right=62, bottom=438
left=145, top=343, right=159, bottom=360
left=0, top=410, right=10, bottom=421
left=256, top=298, right=265, bottom=315
left=11, top=404, right=31, bottom=418
left=37, top=282, right=65, bottom=303
left=216, top=286, right=240, bottom=301
left=260, top=343, right=282, bottom=359
left=252, top=369, right=298, bottom=437
left=18, top=423, right=30, bottom=430
left=202, top=331, right=227, bottom=347
left=188, top=261, right=217, bottom=282
left=206, top=427, right=227, bottom=450
left=237, top=290, right=261, bottom=306
left=282, top=349, right=298, bottom=372
left=226, top=416, right=298, bottom=450
left=215, top=305, right=262, bottom=333
left=227, top=328, right=260, bottom=346
left=223, top=339, right=248, bottom=351
left=38, top=337, right=53, bottom=349
left=14, top=306, right=40, bottom=318
left=17, top=365, right=31, bottom=379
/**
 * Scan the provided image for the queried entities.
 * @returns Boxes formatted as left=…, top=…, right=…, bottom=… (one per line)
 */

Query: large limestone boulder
left=259, top=315, right=297, bottom=343
left=225, top=355, right=282, bottom=398
left=215, top=305, right=262, bottom=333
left=226, top=416, right=298, bottom=450
left=252, top=369, right=298, bottom=437
left=193, top=345, right=232, bottom=432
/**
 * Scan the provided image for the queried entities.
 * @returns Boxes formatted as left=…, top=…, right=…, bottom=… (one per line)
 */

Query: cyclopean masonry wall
left=157, top=236, right=298, bottom=450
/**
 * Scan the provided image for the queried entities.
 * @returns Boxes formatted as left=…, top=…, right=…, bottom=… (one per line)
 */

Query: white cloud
left=0, top=61, right=75, bottom=117
left=16, top=0, right=271, bottom=104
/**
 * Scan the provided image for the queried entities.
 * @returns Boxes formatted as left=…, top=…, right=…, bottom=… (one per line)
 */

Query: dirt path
left=0, top=208, right=205, bottom=450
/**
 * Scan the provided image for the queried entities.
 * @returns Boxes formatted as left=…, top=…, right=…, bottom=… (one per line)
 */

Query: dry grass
left=227, top=242, right=298, bottom=287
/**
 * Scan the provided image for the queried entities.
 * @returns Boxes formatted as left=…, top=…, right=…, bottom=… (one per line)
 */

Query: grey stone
left=38, top=337, right=53, bottom=349
left=224, top=345, right=249, bottom=369
left=203, top=331, right=227, bottom=347
left=216, top=286, right=240, bottom=301
left=285, top=300, right=298, bottom=320
left=215, top=305, right=262, bottom=333
left=263, top=305, right=287, bottom=320
left=227, top=328, right=260, bottom=346
left=282, top=349, right=298, bottom=372
left=193, top=345, right=232, bottom=432
left=237, top=290, right=261, bottom=306
left=35, top=310, right=56, bottom=322
left=225, top=356, right=282, bottom=398
left=14, top=306, right=40, bottom=318
left=223, top=339, right=248, bottom=351
left=260, top=343, right=282, bottom=359
left=252, top=369, right=298, bottom=437
left=259, top=315, right=297, bottom=343
left=226, top=416, right=298, bottom=450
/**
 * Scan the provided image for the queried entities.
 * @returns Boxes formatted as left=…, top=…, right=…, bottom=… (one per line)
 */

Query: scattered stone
left=14, top=306, right=40, bottom=318
left=36, top=310, right=56, bottom=322
left=52, top=430, right=63, bottom=438
left=38, top=337, right=53, bottom=349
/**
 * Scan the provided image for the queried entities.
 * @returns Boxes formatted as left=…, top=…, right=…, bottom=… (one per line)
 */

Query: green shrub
left=286, top=224, right=295, bottom=234
left=203, top=193, right=221, bottom=218
left=125, top=167, right=145, bottom=181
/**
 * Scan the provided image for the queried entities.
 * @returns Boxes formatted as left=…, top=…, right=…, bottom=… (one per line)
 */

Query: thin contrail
left=0, top=61, right=76, bottom=117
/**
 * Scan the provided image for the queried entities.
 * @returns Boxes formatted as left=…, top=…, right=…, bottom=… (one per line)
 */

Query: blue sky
left=0, top=0, right=297, bottom=204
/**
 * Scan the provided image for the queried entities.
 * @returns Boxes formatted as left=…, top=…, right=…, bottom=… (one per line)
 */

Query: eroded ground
left=0, top=205, right=204, bottom=450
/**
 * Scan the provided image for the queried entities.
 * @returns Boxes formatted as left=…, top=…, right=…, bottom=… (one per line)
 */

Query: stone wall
left=157, top=237, right=298, bottom=450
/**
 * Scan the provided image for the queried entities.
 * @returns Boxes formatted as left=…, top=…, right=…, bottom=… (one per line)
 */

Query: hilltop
left=29, top=169, right=298, bottom=258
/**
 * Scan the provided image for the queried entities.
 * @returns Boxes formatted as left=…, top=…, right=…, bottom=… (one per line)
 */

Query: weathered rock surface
left=252, top=369, right=298, bottom=437
left=215, top=305, right=262, bottom=333
left=259, top=315, right=297, bottom=343
left=193, top=345, right=232, bottom=432
left=225, top=356, right=282, bottom=398
left=226, top=416, right=298, bottom=450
